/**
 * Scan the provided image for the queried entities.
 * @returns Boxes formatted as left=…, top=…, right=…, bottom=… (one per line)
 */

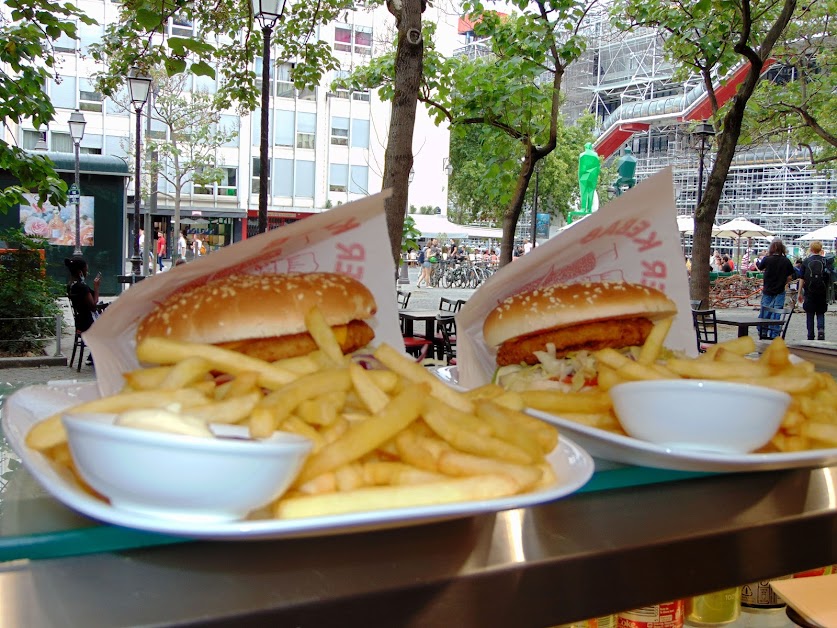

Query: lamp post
left=693, top=122, right=716, bottom=207
left=252, top=0, right=290, bottom=235
left=68, top=110, right=86, bottom=256
left=128, top=67, right=152, bottom=276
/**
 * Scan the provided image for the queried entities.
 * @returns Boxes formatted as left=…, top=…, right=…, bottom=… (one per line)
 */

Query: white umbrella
left=411, top=213, right=469, bottom=239
left=714, top=218, right=774, bottom=268
left=799, top=223, right=837, bottom=242
left=677, top=215, right=721, bottom=235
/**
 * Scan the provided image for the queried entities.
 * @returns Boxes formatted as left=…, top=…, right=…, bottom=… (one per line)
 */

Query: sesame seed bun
left=136, top=272, right=377, bottom=347
left=483, top=282, right=677, bottom=363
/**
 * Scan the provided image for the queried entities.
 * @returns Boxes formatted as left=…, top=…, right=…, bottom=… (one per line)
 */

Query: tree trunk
left=382, top=0, right=424, bottom=271
left=690, top=0, right=797, bottom=303
left=499, top=157, right=536, bottom=266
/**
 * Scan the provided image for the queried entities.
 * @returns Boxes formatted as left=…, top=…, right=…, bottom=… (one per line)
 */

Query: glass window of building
left=276, top=63, right=294, bottom=99
left=251, top=107, right=261, bottom=146
left=295, top=160, right=315, bottom=197
left=354, top=26, right=372, bottom=55
left=170, top=14, right=194, bottom=37
left=79, top=78, right=104, bottom=112
left=50, top=132, right=73, bottom=153
left=106, top=96, right=128, bottom=116
left=274, top=158, right=293, bottom=196
left=351, top=119, right=369, bottom=149
left=275, top=110, right=295, bottom=146
left=255, top=57, right=275, bottom=95
left=148, top=114, right=167, bottom=140
left=349, top=165, right=368, bottom=194
left=54, top=26, right=76, bottom=53
left=331, top=70, right=350, bottom=99
left=80, top=133, right=103, bottom=155
left=51, top=75, right=77, bottom=109
left=329, top=163, right=348, bottom=192
left=78, top=21, right=102, bottom=53
left=297, top=112, right=316, bottom=150
left=219, top=115, right=239, bottom=147
left=194, top=71, right=217, bottom=94
left=22, top=129, right=44, bottom=150
left=252, top=157, right=270, bottom=194
left=352, top=88, right=370, bottom=102
left=331, top=117, right=349, bottom=146
left=105, top=135, right=128, bottom=158
left=218, top=167, right=238, bottom=197
left=334, top=25, right=352, bottom=52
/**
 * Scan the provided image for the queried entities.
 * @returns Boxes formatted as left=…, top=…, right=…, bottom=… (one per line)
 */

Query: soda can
left=741, top=578, right=788, bottom=608
left=686, top=587, right=740, bottom=625
left=558, top=616, right=617, bottom=628
left=617, top=601, right=684, bottom=628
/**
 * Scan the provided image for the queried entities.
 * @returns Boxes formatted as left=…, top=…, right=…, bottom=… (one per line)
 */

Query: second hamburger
left=483, top=281, right=677, bottom=391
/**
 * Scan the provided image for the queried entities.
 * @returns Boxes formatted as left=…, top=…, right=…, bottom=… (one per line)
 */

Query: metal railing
left=0, top=314, right=64, bottom=357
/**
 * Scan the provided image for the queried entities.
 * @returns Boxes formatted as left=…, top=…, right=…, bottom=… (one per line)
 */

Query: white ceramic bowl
left=62, top=414, right=312, bottom=522
left=609, top=380, right=790, bottom=454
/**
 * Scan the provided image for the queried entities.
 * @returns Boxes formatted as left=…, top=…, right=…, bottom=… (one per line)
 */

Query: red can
left=617, top=601, right=684, bottom=628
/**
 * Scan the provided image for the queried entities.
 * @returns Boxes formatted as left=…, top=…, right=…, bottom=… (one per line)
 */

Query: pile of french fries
left=25, top=309, right=559, bottom=519
left=522, top=317, right=837, bottom=452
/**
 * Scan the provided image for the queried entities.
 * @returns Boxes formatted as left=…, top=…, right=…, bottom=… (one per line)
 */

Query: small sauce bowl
left=62, top=414, right=312, bottom=522
left=609, top=380, right=790, bottom=454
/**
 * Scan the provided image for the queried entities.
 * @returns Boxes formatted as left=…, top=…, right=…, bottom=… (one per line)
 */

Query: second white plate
left=433, top=366, right=837, bottom=473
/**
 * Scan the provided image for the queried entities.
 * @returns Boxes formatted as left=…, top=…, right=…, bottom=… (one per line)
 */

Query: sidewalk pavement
left=1, top=266, right=833, bottom=391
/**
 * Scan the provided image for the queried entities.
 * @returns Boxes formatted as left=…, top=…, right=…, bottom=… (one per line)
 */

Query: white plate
left=433, top=366, right=837, bottom=473
left=1, top=382, right=594, bottom=540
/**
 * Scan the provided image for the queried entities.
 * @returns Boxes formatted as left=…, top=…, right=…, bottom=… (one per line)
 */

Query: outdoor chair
left=67, top=300, right=87, bottom=372
left=690, top=299, right=705, bottom=310
left=759, top=305, right=794, bottom=340
left=400, top=314, right=432, bottom=360
left=439, top=297, right=459, bottom=312
left=396, top=289, right=411, bottom=309
left=691, top=308, right=718, bottom=353
left=437, top=318, right=457, bottom=365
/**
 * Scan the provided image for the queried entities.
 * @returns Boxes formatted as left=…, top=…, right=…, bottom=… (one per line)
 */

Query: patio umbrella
left=798, top=223, right=837, bottom=242
left=714, top=218, right=775, bottom=267
left=677, top=215, right=721, bottom=235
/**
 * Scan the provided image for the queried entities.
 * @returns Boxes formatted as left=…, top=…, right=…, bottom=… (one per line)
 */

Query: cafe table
left=398, top=309, right=454, bottom=338
left=714, top=309, right=781, bottom=338
left=2, top=351, right=837, bottom=626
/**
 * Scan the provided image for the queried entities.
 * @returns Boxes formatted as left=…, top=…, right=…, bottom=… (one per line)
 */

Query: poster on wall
left=19, top=193, right=95, bottom=247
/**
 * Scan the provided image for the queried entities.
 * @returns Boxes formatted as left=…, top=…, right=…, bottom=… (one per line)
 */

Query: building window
left=220, top=115, right=239, bottom=147
left=331, top=70, right=350, bottom=99
left=351, top=119, right=370, bottom=149
left=50, top=132, right=73, bottom=153
left=51, top=75, right=77, bottom=109
left=170, top=14, right=194, bottom=37
left=22, top=130, right=44, bottom=150
left=252, top=157, right=270, bottom=194
left=334, top=25, right=373, bottom=55
left=329, top=163, right=348, bottom=192
left=352, top=88, right=370, bottom=102
left=79, top=78, right=104, bottom=112
left=331, top=117, right=349, bottom=146
left=274, top=158, right=293, bottom=197
left=275, top=110, right=295, bottom=146
left=297, top=112, right=316, bottom=150
left=296, top=160, right=315, bottom=198
left=349, top=165, right=368, bottom=194
left=218, top=167, right=237, bottom=197
left=276, top=63, right=294, bottom=99
left=55, top=27, right=77, bottom=53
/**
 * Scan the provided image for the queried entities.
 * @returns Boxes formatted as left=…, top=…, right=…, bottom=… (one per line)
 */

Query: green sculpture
left=577, top=142, right=601, bottom=214
left=612, top=146, right=637, bottom=196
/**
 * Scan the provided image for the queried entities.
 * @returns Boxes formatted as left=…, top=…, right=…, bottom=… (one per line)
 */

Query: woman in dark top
left=755, top=238, right=795, bottom=339
left=65, top=256, right=101, bottom=333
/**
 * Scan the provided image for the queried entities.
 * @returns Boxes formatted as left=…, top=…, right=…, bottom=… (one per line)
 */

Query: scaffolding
left=562, top=12, right=836, bottom=250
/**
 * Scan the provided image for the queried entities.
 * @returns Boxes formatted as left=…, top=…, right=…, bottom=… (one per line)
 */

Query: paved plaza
left=0, top=265, right=833, bottom=391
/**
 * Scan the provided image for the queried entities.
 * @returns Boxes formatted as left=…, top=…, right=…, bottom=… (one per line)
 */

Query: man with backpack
left=799, top=240, right=830, bottom=340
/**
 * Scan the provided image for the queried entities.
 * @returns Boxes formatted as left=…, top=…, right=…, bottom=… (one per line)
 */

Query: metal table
left=715, top=311, right=779, bottom=338
left=1, top=465, right=836, bottom=627
left=398, top=309, right=454, bottom=338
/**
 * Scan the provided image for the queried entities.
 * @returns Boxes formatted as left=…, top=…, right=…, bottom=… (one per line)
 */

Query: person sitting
left=65, top=256, right=101, bottom=365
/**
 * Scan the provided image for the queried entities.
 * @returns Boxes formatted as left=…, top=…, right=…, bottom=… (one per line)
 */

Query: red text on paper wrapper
left=640, top=260, right=667, bottom=292
left=325, top=217, right=361, bottom=236
left=580, top=218, right=663, bottom=253
left=336, top=243, right=365, bottom=280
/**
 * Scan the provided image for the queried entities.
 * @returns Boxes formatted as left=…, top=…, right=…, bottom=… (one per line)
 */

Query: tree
left=744, top=0, right=836, bottom=166
left=0, top=0, right=96, bottom=213
left=448, top=116, right=600, bottom=227
left=342, top=1, right=596, bottom=266
left=616, top=0, right=799, bottom=303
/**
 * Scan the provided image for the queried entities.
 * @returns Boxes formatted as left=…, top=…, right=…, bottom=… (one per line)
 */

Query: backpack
left=417, top=248, right=425, bottom=264
left=805, top=257, right=828, bottom=297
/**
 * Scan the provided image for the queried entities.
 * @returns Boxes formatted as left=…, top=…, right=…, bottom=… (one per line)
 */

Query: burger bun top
left=137, top=272, right=377, bottom=345
left=483, top=281, right=677, bottom=347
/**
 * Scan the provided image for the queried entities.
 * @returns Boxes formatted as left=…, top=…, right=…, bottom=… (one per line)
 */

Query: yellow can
left=686, top=587, right=741, bottom=625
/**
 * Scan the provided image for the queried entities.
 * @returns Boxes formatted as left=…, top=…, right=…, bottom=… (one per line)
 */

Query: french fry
left=295, top=383, right=427, bottom=485
left=665, top=358, right=771, bottom=380
left=437, top=450, right=543, bottom=491
left=475, top=399, right=558, bottom=454
left=637, top=316, right=673, bottom=365
left=349, top=362, right=390, bottom=414
left=275, top=474, right=520, bottom=519
left=122, top=366, right=173, bottom=390
left=186, top=391, right=261, bottom=424
left=523, top=389, right=612, bottom=414
left=394, top=430, right=444, bottom=472
left=801, top=422, right=837, bottom=446
left=221, top=371, right=260, bottom=399
left=760, top=337, right=791, bottom=368
left=259, top=368, right=352, bottom=428
left=137, top=337, right=298, bottom=389
left=305, top=306, right=344, bottom=366
left=279, top=415, right=326, bottom=451
left=362, top=461, right=446, bottom=486
left=163, top=356, right=213, bottom=389
left=596, top=348, right=667, bottom=381
left=474, top=400, right=545, bottom=462
left=334, top=463, right=366, bottom=492
left=464, top=383, right=506, bottom=401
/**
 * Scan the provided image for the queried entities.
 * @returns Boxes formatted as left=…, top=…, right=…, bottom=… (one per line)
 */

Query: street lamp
left=128, top=67, right=152, bottom=276
left=68, top=110, right=86, bottom=256
left=692, top=122, right=716, bottom=207
left=252, top=0, right=290, bottom=234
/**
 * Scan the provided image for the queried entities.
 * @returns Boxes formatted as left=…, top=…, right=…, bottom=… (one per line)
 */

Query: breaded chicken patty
left=496, top=317, right=654, bottom=366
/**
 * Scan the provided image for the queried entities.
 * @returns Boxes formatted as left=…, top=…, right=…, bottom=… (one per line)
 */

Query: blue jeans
left=759, top=292, right=785, bottom=338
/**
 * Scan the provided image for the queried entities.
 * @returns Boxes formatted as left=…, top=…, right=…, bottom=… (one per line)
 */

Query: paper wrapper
left=457, top=168, right=695, bottom=388
left=85, top=192, right=401, bottom=397
left=771, top=574, right=837, bottom=627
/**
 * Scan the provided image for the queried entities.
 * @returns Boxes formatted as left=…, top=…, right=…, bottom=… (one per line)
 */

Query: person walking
left=156, top=230, right=166, bottom=271
left=798, top=240, right=830, bottom=341
left=756, top=238, right=795, bottom=340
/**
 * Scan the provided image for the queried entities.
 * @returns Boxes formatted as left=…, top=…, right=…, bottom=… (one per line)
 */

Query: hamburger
left=483, top=281, right=677, bottom=391
left=137, top=272, right=377, bottom=361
